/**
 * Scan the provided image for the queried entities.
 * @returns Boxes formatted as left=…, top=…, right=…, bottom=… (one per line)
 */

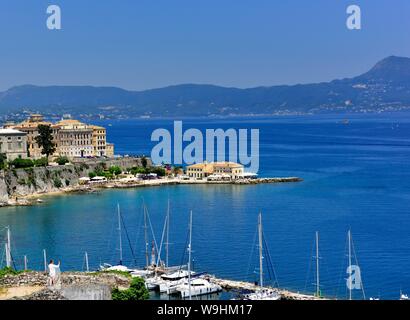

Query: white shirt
left=48, top=263, right=60, bottom=277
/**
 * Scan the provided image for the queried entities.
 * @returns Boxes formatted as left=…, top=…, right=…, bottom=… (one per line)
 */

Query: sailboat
left=100, top=204, right=149, bottom=276
left=241, top=213, right=281, bottom=300
left=175, top=211, right=222, bottom=299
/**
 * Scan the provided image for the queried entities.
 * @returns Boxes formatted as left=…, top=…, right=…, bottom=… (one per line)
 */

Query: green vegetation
left=53, top=177, right=63, bottom=188
left=55, top=156, right=70, bottom=166
left=109, top=165, right=122, bottom=176
left=111, top=277, right=149, bottom=301
left=129, top=166, right=166, bottom=177
left=0, top=267, right=24, bottom=278
left=87, top=166, right=123, bottom=180
left=35, top=124, right=56, bottom=159
left=9, top=157, right=48, bottom=169
left=0, top=153, right=7, bottom=170
left=92, top=270, right=132, bottom=279
left=141, top=156, right=148, bottom=168
left=33, top=157, right=48, bottom=167
left=10, top=158, right=34, bottom=169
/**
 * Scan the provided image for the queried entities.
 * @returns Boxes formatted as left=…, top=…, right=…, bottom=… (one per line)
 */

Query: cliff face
left=0, top=157, right=149, bottom=206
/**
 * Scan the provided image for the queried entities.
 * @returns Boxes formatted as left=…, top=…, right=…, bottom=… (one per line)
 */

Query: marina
left=1, top=116, right=410, bottom=300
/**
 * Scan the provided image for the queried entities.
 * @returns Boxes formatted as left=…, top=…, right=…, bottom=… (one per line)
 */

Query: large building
left=0, top=129, right=28, bottom=161
left=186, top=162, right=245, bottom=180
left=6, top=114, right=53, bottom=159
left=90, top=125, right=107, bottom=157
left=6, top=115, right=115, bottom=160
left=53, top=119, right=94, bottom=158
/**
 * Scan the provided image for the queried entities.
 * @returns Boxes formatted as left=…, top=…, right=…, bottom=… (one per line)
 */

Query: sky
left=0, top=0, right=409, bottom=91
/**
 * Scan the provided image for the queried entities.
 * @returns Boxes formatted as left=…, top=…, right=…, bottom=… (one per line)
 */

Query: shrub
left=109, top=166, right=122, bottom=176
left=33, top=157, right=48, bottom=167
left=88, top=171, right=96, bottom=179
left=56, top=156, right=70, bottom=166
left=10, top=158, right=34, bottom=169
left=111, top=277, right=149, bottom=300
left=53, top=177, right=63, bottom=188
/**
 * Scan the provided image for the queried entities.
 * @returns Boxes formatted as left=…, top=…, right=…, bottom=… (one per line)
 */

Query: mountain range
left=1, top=56, right=410, bottom=119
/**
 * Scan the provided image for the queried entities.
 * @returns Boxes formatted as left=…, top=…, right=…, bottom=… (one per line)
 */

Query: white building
left=0, top=128, right=28, bottom=161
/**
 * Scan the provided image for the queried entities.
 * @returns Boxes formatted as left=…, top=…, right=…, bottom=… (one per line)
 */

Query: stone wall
left=1, top=271, right=131, bottom=300
left=0, top=157, right=151, bottom=206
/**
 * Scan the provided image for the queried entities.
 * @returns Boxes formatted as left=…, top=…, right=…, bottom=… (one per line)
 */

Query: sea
left=1, top=113, right=410, bottom=300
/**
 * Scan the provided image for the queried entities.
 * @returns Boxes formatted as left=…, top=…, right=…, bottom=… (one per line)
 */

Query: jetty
left=207, top=276, right=323, bottom=300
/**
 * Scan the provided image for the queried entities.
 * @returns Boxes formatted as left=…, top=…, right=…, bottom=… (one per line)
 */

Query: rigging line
left=245, top=225, right=258, bottom=283
left=261, top=235, right=273, bottom=283
left=178, top=222, right=190, bottom=271
left=335, top=233, right=349, bottom=299
left=156, top=213, right=168, bottom=266
left=119, top=211, right=138, bottom=266
left=262, top=231, right=279, bottom=287
left=134, top=201, right=144, bottom=258
left=145, top=206, right=160, bottom=255
left=351, top=236, right=366, bottom=300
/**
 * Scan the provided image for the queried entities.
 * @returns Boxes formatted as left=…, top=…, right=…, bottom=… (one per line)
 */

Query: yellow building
left=9, top=114, right=53, bottom=159
left=106, top=143, right=115, bottom=158
left=53, top=119, right=94, bottom=158
left=186, top=162, right=244, bottom=180
left=90, top=125, right=107, bottom=157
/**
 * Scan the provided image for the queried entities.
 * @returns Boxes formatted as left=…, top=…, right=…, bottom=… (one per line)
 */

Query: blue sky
left=0, top=0, right=409, bottom=91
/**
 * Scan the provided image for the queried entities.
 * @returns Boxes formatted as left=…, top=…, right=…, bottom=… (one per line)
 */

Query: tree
left=109, top=165, right=122, bottom=176
left=56, top=156, right=70, bottom=166
left=35, top=125, right=56, bottom=160
left=141, top=156, right=148, bottom=168
left=0, top=153, right=7, bottom=170
left=111, top=277, right=149, bottom=300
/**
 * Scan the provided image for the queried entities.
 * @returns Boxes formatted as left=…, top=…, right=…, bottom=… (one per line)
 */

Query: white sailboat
left=175, top=211, right=222, bottom=299
left=242, top=213, right=281, bottom=300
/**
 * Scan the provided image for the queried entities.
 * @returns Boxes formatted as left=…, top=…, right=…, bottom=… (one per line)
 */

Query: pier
left=207, top=276, right=323, bottom=300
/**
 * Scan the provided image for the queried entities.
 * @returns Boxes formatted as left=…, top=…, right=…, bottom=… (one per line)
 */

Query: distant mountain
left=1, top=56, right=410, bottom=119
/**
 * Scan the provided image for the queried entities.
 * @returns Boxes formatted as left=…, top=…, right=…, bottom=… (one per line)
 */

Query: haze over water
left=1, top=113, right=410, bottom=300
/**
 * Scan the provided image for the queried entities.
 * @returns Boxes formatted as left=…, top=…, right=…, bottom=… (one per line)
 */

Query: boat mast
left=166, top=199, right=170, bottom=268
left=144, top=206, right=149, bottom=268
left=258, top=212, right=263, bottom=288
left=348, top=229, right=352, bottom=301
left=5, top=226, right=11, bottom=268
left=85, top=252, right=89, bottom=272
left=188, top=210, right=193, bottom=300
left=315, top=231, right=320, bottom=297
left=117, top=204, right=123, bottom=265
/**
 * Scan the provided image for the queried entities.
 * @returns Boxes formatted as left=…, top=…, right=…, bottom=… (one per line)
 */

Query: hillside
left=1, top=56, right=409, bottom=119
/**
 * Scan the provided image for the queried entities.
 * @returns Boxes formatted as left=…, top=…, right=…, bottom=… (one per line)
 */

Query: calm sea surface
left=1, top=114, right=410, bottom=300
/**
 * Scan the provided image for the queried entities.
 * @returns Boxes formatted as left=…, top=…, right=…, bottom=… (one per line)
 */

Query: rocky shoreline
left=1, top=176, right=303, bottom=208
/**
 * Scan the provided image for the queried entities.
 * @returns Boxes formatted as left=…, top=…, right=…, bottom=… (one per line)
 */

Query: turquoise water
left=1, top=114, right=410, bottom=300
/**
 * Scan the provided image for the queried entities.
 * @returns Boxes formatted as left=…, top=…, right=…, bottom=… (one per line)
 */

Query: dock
left=207, top=276, right=324, bottom=300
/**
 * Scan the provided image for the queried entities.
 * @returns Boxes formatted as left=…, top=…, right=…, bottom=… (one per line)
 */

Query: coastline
left=3, top=176, right=303, bottom=208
